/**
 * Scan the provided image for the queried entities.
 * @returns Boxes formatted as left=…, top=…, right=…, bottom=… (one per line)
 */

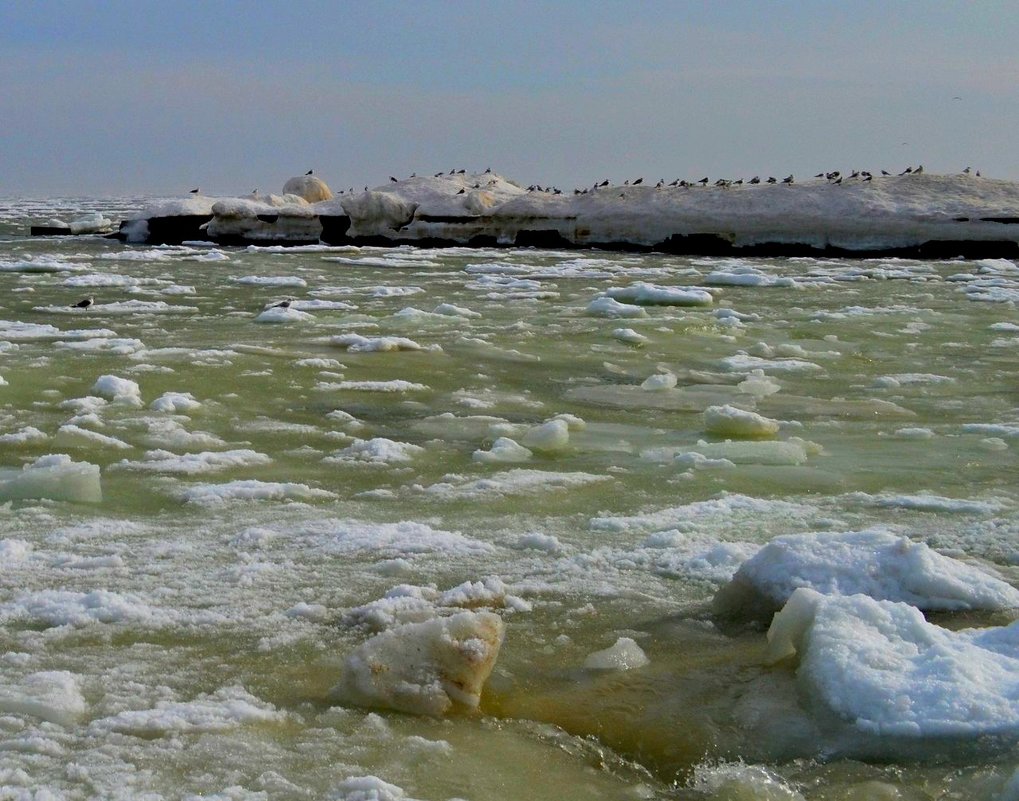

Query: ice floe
left=767, top=588, right=1019, bottom=739
left=715, top=529, right=1019, bottom=619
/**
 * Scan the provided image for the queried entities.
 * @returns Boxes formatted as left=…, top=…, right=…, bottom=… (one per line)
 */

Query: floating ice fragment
left=715, top=529, right=1019, bottom=620
left=640, top=372, right=677, bottom=391
left=612, top=327, right=648, bottom=345
left=472, top=437, right=532, bottom=463
left=329, top=776, right=417, bottom=801
left=53, top=424, right=132, bottom=451
left=150, top=391, right=201, bottom=413
left=333, top=611, right=504, bottom=716
left=180, top=480, right=336, bottom=505
left=0, top=671, right=87, bottom=726
left=520, top=419, right=570, bottom=452
left=91, top=374, right=142, bottom=406
left=703, top=404, right=780, bottom=438
left=0, top=454, right=101, bottom=503
left=766, top=588, right=1019, bottom=739
left=330, top=333, right=426, bottom=352
left=583, top=637, right=649, bottom=670
left=89, top=686, right=286, bottom=735
left=586, top=297, right=647, bottom=318
left=605, top=282, right=713, bottom=306
left=325, top=438, right=425, bottom=464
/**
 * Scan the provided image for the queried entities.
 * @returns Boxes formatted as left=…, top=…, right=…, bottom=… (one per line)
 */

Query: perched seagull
left=963, top=166, right=972, bottom=174
left=914, top=164, right=924, bottom=174
left=697, top=177, right=709, bottom=185
left=390, top=176, right=398, bottom=182
left=782, top=175, right=795, bottom=184
left=881, top=170, right=890, bottom=176
left=271, top=299, right=292, bottom=309
left=305, top=170, right=313, bottom=176
left=72, top=296, right=94, bottom=310
left=456, top=188, right=466, bottom=194
left=766, top=177, right=777, bottom=184
left=632, top=177, right=644, bottom=185
left=189, top=187, right=200, bottom=194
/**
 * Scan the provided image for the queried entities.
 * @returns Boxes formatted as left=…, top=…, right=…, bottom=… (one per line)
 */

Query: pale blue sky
left=2, top=1, right=1015, bottom=195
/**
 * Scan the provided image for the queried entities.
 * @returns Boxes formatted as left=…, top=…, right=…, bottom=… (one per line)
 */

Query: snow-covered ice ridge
left=117, top=171, right=1019, bottom=258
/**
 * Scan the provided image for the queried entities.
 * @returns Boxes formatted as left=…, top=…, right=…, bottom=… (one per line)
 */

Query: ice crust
left=715, top=529, right=1019, bottom=618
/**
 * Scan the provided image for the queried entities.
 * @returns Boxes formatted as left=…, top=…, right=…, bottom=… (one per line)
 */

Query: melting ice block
left=767, top=588, right=1019, bottom=739
left=333, top=611, right=504, bottom=716
left=0, top=454, right=102, bottom=503
left=714, top=529, right=1019, bottom=619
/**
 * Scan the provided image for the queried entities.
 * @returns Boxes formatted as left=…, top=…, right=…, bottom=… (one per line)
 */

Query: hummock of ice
left=766, top=588, right=1019, bottom=739
left=714, top=529, right=1019, bottom=619
left=333, top=610, right=504, bottom=716
left=282, top=174, right=334, bottom=202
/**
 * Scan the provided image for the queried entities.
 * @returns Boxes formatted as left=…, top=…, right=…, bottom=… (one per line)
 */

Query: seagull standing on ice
left=271, top=299, right=293, bottom=309
left=189, top=188, right=200, bottom=194
left=72, top=296, right=94, bottom=310
left=305, top=170, right=313, bottom=175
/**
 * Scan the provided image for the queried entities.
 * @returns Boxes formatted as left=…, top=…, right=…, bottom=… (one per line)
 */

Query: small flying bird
left=72, top=296, right=94, bottom=309
left=484, top=167, right=492, bottom=173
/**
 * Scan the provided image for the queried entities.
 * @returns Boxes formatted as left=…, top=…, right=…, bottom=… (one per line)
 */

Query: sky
left=2, top=1, right=1017, bottom=196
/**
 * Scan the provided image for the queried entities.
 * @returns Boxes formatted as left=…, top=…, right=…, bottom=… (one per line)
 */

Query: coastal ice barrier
left=112, top=170, right=1019, bottom=258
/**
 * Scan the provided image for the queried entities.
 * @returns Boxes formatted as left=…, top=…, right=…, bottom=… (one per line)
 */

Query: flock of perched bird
left=195, top=165, right=982, bottom=199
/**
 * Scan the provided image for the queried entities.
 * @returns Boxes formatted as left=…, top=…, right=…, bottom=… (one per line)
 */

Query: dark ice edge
left=29, top=214, right=1019, bottom=259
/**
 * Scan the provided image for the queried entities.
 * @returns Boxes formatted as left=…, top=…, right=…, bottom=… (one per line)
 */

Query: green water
left=1, top=229, right=1018, bottom=799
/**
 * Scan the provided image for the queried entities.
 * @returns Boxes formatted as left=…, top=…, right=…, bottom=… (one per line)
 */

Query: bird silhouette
left=72, top=296, right=94, bottom=309
left=305, top=170, right=313, bottom=176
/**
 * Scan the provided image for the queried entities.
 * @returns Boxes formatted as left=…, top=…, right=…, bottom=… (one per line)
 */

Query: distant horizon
left=4, top=1, right=1017, bottom=195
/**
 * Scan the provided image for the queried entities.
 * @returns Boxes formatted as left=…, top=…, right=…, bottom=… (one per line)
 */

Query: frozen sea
left=2, top=198, right=1019, bottom=800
